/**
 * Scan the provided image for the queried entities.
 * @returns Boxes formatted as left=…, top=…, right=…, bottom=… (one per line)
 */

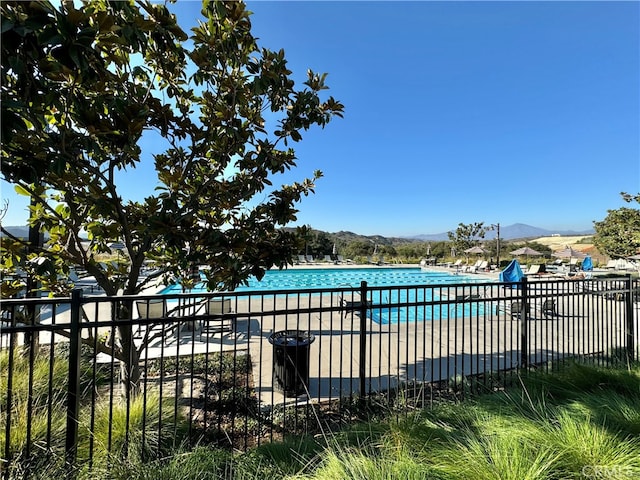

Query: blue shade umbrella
left=499, top=259, right=524, bottom=285
left=582, top=256, right=593, bottom=271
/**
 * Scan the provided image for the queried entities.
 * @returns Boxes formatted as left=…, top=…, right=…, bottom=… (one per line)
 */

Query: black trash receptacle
left=268, top=330, right=315, bottom=397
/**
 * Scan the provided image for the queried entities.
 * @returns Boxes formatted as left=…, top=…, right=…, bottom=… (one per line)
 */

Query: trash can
left=268, top=330, right=315, bottom=397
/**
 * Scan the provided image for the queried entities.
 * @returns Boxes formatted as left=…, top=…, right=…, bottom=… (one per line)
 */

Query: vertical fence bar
left=65, top=289, right=83, bottom=474
left=520, top=277, right=529, bottom=370
left=359, top=281, right=368, bottom=399
left=625, top=274, right=635, bottom=362
left=3, top=307, right=17, bottom=479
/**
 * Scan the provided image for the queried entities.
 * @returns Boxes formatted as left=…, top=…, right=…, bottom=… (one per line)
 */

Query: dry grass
left=530, top=235, right=592, bottom=250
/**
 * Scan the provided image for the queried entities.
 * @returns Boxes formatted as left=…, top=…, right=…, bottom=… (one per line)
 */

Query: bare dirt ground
left=530, top=235, right=607, bottom=264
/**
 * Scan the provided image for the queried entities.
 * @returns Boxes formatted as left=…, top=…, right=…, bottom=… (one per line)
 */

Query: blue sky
left=2, top=1, right=638, bottom=237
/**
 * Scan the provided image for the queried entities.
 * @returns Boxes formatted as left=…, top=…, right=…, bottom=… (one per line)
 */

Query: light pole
left=491, top=223, right=500, bottom=268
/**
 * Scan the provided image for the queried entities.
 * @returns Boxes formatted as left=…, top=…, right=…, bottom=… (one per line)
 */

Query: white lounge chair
left=136, top=298, right=167, bottom=319
left=135, top=298, right=168, bottom=339
left=450, top=259, right=463, bottom=269
left=524, top=264, right=541, bottom=276
left=201, top=298, right=235, bottom=334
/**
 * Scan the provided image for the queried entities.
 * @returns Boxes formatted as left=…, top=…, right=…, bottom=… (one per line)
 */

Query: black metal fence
left=1, top=274, right=638, bottom=477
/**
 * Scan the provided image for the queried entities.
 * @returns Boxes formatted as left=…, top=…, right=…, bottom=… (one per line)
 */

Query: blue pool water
left=366, top=288, right=483, bottom=325
left=160, top=267, right=484, bottom=294
left=160, top=267, right=488, bottom=324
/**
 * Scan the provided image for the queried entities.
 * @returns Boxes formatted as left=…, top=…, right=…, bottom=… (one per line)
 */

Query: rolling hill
left=410, top=223, right=594, bottom=241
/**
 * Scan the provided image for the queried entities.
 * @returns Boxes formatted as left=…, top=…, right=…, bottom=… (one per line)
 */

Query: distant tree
left=593, top=193, right=640, bottom=258
left=0, top=0, right=343, bottom=389
left=377, top=244, right=397, bottom=257
left=343, top=240, right=374, bottom=259
left=447, top=222, right=486, bottom=255
left=395, top=243, right=430, bottom=260
left=304, top=229, right=333, bottom=258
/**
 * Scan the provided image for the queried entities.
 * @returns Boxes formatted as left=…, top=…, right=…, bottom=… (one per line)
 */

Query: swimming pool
left=159, top=267, right=485, bottom=294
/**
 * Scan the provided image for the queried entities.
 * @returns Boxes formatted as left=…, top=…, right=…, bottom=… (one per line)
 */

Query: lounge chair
left=541, top=299, right=556, bottom=317
left=323, top=254, right=335, bottom=263
left=135, top=298, right=168, bottom=339
left=136, top=298, right=167, bottom=319
left=297, top=255, right=308, bottom=264
left=466, top=259, right=483, bottom=272
left=68, top=269, right=101, bottom=293
left=524, top=264, right=541, bottom=276
left=450, top=259, right=463, bottom=269
left=569, top=258, right=580, bottom=273
left=201, top=297, right=235, bottom=334
left=509, top=301, right=529, bottom=318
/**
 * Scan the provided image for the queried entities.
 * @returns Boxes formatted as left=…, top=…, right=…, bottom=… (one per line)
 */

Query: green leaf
left=14, top=184, right=31, bottom=197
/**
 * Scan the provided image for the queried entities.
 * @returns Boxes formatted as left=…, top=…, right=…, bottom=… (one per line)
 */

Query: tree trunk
left=116, top=299, right=141, bottom=396
left=23, top=195, right=43, bottom=354
left=118, top=324, right=141, bottom=396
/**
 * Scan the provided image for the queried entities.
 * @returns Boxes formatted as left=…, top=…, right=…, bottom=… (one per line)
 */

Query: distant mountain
left=0, top=225, right=31, bottom=239
left=331, top=230, right=416, bottom=246
left=410, top=223, right=595, bottom=241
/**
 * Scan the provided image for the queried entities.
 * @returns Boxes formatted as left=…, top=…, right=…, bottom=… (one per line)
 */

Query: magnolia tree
left=593, top=193, right=640, bottom=259
left=1, top=0, right=343, bottom=387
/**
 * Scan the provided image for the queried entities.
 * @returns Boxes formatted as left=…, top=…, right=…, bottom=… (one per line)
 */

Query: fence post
left=520, top=276, right=529, bottom=369
left=625, top=274, right=635, bottom=362
left=65, top=289, right=82, bottom=475
left=359, top=281, right=368, bottom=399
